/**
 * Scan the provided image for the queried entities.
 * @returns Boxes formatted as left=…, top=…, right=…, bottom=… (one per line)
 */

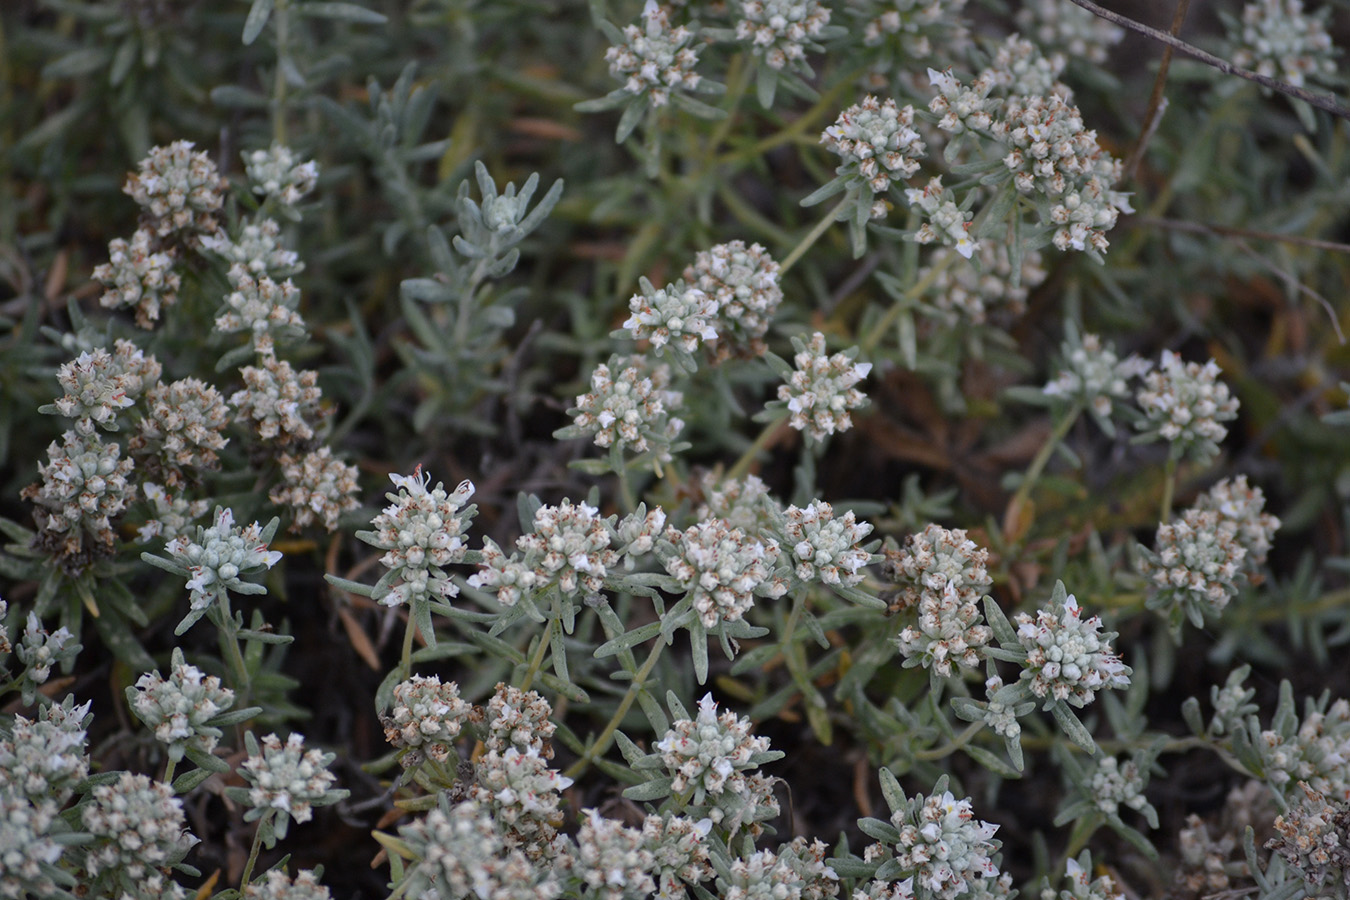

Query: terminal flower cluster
left=641, top=813, right=714, bottom=899
left=696, top=472, right=782, bottom=535
left=1135, top=351, right=1239, bottom=462
left=137, top=482, right=210, bottom=544
left=1266, top=781, right=1350, bottom=895
left=1087, top=755, right=1154, bottom=820
left=469, top=747, right=572, bottom=861
left=93, top=227, right=182, bottom=328
left=926, top=66, right=998, bottom=134
left=362, top=468, right=476, bottom=608
left=469, top=499, right=618, bottom=607
left=230, top=355, right=326, bottom=449
left=0, top=784, right=64, bottom=900
left=658, top=694, right=773, bottom=802
left=605, top=1, right=703, bottom=107
left=681, top=241, right=783, bottom=361
left=1014, top=0, right=1124, bottom=63
left=860, top=0, right=970, bottom=62
left=245, top=869, right=330, bottom=900
left=1043, top=330, right=1151, bottom=428
left=1058, top=855, right=1126, bottom=900
left=131, top=377, right=232, bottom=486
left=563, top=354, right=685, bottom=465
left=1145, top=507, right=1247, bottom=621
left=721, top=842, right=838, bottom=900
left=1231, top=0, right=1337, bottom=88
left=918, top=243, right=1046, bottom=325
left=623, top=276, right=719, bottom=357
left=1014, top=588, right=1130, bottom=707
left=905, top=177, right=978, bottom=258
left=780, top=499, right=873, bottom=587
left=821, top=96, right=925, bottom=214
left=660, top=518, right=788, bottom=629
left=1194, top=476, right=1280, bottom=572
left=13, top=614, right=79, bottom=688
left=736, top=0, right=832, bottom=71
left=21, top=430, right=137, bottom=570
left=46, top=340, right=162, bottom=433
left=1255, top=693, right=1350, bottom=802
left=128, top=648, right=236, bottom=761
left=576, top=810, right=657, bottom=900
left=381, top=675, right=474, bottom=764
left=269, top=447, right=360, bottom=532
left=776, top=332, right=872, bottom=443
left=162, top=507, right=282, bottom=628
left=244, top=143, right=319, bottom=206
left=0, top=699, right=91, bottom=805
left=483, top=682, right=557, bottom=758
left=886, top=523, right=993, bottom=676
left=398, top=800, right=559, bottom=900
left=81, top=772, right=198, bottom=890
left=124, top=140, right=227, bottom=238
left=884, top=784, right=1002, bottom=900
left=214, top=263, right=308, bottom=355
left=238, top=732, right=345, bottom=835
left=201, top=218, right=301, bottom=277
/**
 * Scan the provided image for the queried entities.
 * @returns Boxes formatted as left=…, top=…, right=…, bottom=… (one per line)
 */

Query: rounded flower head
left=917, top=243, right=1047, bottom=326
left=623, top=276, right=720, bottom=359
left=657, top=694, right=773, bottom=801
left=1144, top=507, right=1247, bottom=625
left=822, top=96, right=925, bottom=199
left=781, top=499, right=874, bottom=587
left=130, top=377, right=232, bottom=488
left=515, top=499, right=618, bottom=600
left=200, top=217, right=301, bottom=278
left=1231, top=0, right=1337, bottom=88
left=1135, top=351, right=1239, bottom=462
left=905, top=177, right=978, bottom=259
left=578, top=810, right=657, bottom=900
left=21, top=430, right=137, bottom=572
left=1194, top=475, right=1280, bottom=572
left=93, top=228, right=182, bottom=328
left=881, top=779, right=1002, bottom=900
left=1014, top=585, right=1130, bottom=707
left=163, top=507, right=283, bottom=630
left=660, top=519, right=788, bottom=630
left=736, top=0, right=832, bottom=71
left=469, top=747, right=572, bottom=861
left=124, top=140, right=227, bottom=238
left=885, top=524, right=992, bottom=676
left=642, top=813, right=714, bottom=900
left=721, top=842, right=839, bottom=900
left=214, top=263, right=307, bottom=355
left=230, top=355, right=327, bottom=450
left=483, top=682, right=556, bottom=758
left=128, top=647, right=236, bottom=762
left=696, top=472, right=782, bottom=536
left=45, top=340, right=162, bottom=434
left=381, top=675, right=474, bottom=765
left=398, top=800, right=560, bottom=900
left=0, top=698, right=92, bottom=806
left=270, top=447, right=360, bottom=532
left=238, top=732, right=346, bottom=839
left=1014, top=0, right=1124, bottom=63
left=1043, top=330, right=1151, bottom=429
left=682, top=241, right=783, bottom=362
left=0, top=785, right=66, bottom=899
left=81, top=772, right=199, bottom=891
left=244, top=869, right=330, bottom=900
left=561, top=354, right=685, bottom=467
left=777, top=332, right=872, bottom=443
left=1266, top=782, right=1350, bottom=895
left=363, top=467, right=476, bottom=608
left=606, top=1, right=703, bottom=107
left=244, top=143, right=319, bottom=206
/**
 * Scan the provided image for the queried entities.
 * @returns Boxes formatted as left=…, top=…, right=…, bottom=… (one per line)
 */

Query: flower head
left=1266, top=782, right=1350, bottom=894
left=483, top=682, right=556, bottom=759
left=470, top=747, right=572, bottom=861
left=94, top=228, right=182, bottom=328
left=776, top=332, right=871, bottom=443
left=130, top=377, right=232, bottom=487
left=214, top=263, right=307, bottom=355
left=906, top=177, right=978, bottom=259
left=885, top=524, right=993, bottom=676
left=1014, top=585, right=1130, bottom=707
left=1144, top=507, right=1247, bottom=624
left=200, top=217, right=302, bottom=278
left=735, top=0, right=832, bottom=71
left=244, top=143, right=319, bottom=206
left=606, top=1, right=704, bottom=107
left=270, top=447, right=360, bottom=532
left=822, top=96, right=925, bottom=202
left=682, top=241, right=783, bottom=361
left=124, top=140, right=227, bottom=238
left=82, top=772, right=199, bottom=891
left=0, top=697, right=92, bottom=806
left=1044, top=330, right=1151, bottom=428
left=879, top=779, right=1002, bottom=900
left=781, top=499, right=874, bottom=587
left=162, top=507, right=283, bottom=631
left=398, top=800, right=560, bottom=900
left=1136, top=351, right=1239, bottom=462
left=381, top=675, right=474, bottom=765
left=363, top=468, right=476, bottom=608
left=230, top=355, right=327, bottom=449
left=128, top=647, right=236, bottom=762
left=660, top=519, right=788, bottom=630
left=45, top=340, right=162, bottom=433
left=623, top=277, right=720, bottom=359
left=1231, top=0, right=1337, bottom=88
left=21, top=430, right=137, bottom=572
left=238, top=732, right=345, bottom=838
left=561, top=354, right=685, bottom=466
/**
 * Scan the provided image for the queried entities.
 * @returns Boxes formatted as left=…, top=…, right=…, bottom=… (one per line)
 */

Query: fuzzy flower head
left=781, top=499, right=874, bottom=587
left=982, top=33, right=1068, bottom=97
left=578, top=811, right=658, bottom=900
left=606, top=1, right=703, bottom=107
left=721, top=842, right=839, bottom=900
left=21, top=430, right=137, bottom=572
left=398, top=799, right=560, bottom=900
left=696, top=472, right=783, bottom=536
left=1014, top=0, right=1124, bottom=64
left=660, top=519, right=788, bottom=632
left=162, top=507, right=283, bottom=631
left=214, top=263, right=307, bottom=355
left=136, top=482, right=210, bottom=544
left=244, top=869, right=330, bottom=900
left=245, top=143, right=319, bottom=206
left=1231, top=0, right=1338, bottom=88
left=916, top=243, right=1047, bottom=326
left=200, top=217, right=302, bottom=278
left=0, top=786, right=66, bottom=900
left=736, top=0, right=832, bottom=71
left=1194, top=476, right=1280, bottom=572
left=926, top=66, right=998, bottom=135
left=561, top=354, right=685, bottom=467
left=381, top=675, right=474, bottom=765
left=483, top=682, right=556, bottom=759
left=822, top=96, right=925, bottom=199
left=860, top=0, right=971, bottom=86
left=885, top=524, right=993, bottom=676
left=883, top=778, right=1002, bottom=900
left=230, top=355, right=327, bottom=449
left=642, top=814, right=714, bottom=900
left=1014, top=584, right=1130, bottom=708
left=128, top=647, right=236, bottom=762
left=93, top=227, right=181, bottom=328
left=238, top=732, right=346, bottom=839
left=1058, top=854, right=1125, bottom=900
left=1086, top=754, right=1156, bottom=823
left=363, top=467, right=476, bottom=608
left=13, top=613, right=80, bottom=689
left=124, top=140, right=227, bottom=238
left=623, top=276, right=720, bottom=360
left=1257, top=693, right=1350, bottom=802
left=469, top=747, right=572, bottom=861
left=906, top=177, right=978, bottom=259
left=0, top=697, right=92, bottom=806
left=616, top=504, right=670, bottom=568
left=270, top=448, right=360, bottom=532
left=130, top=377, right=232, bottom=488
left=81, top=772, right=199, bottom=891
left=1266, top=781, right=1350, bottom=895
left=682, top=241, right=783, bottom=361
left=776, top=332, right=872, bottom=444
left=1043, top=330, right=1151, bottom=431
left=1136, top=351, right=1240, bottom=462
left=44, top=340, right=162, bottom=434
left=1144, top=507, right=1247, bottom=626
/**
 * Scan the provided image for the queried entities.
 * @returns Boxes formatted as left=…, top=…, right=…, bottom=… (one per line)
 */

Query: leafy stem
left=563, top=637, right=666, bottom=779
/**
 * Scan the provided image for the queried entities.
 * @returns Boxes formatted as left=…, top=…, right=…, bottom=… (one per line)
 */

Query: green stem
left=518, top=621, right=554, bottom=693
left=701, top=53, right=751, bottom=167
left=617, top=462, right=638, bottom=515
left=779, top=198, right=848, bottom=276
left=914, top=721, right=983, bottom=761
left=216, top=599, right=252, bottom=706
left=162, top=757, right=178, bottom=789
left=239, top=812, right=269, bottom=889
left=1159, top=456, right=1178, bottom=522
left=563, top=638, right=666, bottom=779
left=1004, top=403, right=1084, bottom=537
left=399, top=609, right=417, bottom=679
left=272, top=0, right=289, bottom=146
left=859, top=251, right=960, bottom=355
left=727, top=413, right=789, bottom=481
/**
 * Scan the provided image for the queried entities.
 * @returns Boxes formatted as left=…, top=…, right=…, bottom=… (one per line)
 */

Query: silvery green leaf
left=242, top=0, right=275, bottom=44
left=1050, top=702, right=1097, bottom=753
left=295, top=2, right=387, bottom=24
left=623, top=776, right=675, bottom=802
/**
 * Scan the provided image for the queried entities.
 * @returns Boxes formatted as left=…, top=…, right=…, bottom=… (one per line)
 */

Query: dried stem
left=1123, top=0, right=1192, bottom=179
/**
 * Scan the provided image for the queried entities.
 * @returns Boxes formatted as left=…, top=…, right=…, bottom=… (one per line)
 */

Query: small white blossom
left=270, top=447, right=360, bottom=532
left=82, top=773, right=199, bottom=891
left=1059, top=855, right=1125, bottom=900
left=200, top=218, right=301, bottom=277
left=886, top=786, right=1001, bottom=900
left=93, top=228, right=182, bottom=328
left=1266, top=782, right=1350, bottom=894
left=562, top=354, right=685, bottom=465
left=0, top=785, right=66, bottom=899
left=578, top=810, right=657, bottom=900
left=660, top=519, right=788, bottom=629
left=917, top=243, right=1047, bottom=326
left=606, top=1, right=704, bottom=107
left=1014, top=0, right=1124, bottom=64
left=0, top=698, right=92, bottom=806
left=244, top=869, right=330, bottom=900
left=214, top=263, right=307, bottom=355
left=244, top=143, right=319, bottom=206
left=136, top=482, right=210, bottom=544
left=363, top=467, right=476, bottom=608
left=642, top=814, right=714, bottom=900
left=45, top=340, right=162, bottom=433
left=781, top=499, right=873, bottom=587
left=777, top=332, right=872, bottom=443
left=21, top=430, right=136, bottom=571
left=470, top=747, right=572, bottom=861
left=239, top=733, right=344, bottom=833
left=1194, top=475, right=1280, bottom=571
left=1231, top=0, right=1338, bottom=88
left=906, top=177, right=978, bottom=259
left=129, top=648, right=236, bottom=761
left=682, top=241, right=783, bottom=361
left=696, top=472, right=782, bottom=536
left=164, top=507, right=283, bottom=626
left=735, top=0, right=832, bottom=71
left=1043, top=331, right=1151, bottom=426
left=1145, top=507, right=1247, bottom=621
left=1135, top=350, right=1239, bottom=462
left=14, top=614, right=79, bottom=687
left=230, top=355, right=326, bottom=449
left=131, top=377, right=232, bottom=487
left=483, top=682, right=557, bottom=759
left=381, top=675, right=474, bottom=764
left=623, top=277, right=720, bottom=356
left=1088, top=755, right=1154, bottom=820
left=1014, top=588, right=1130, bottom=707
left=822, top=96, right=925, bottom=203
left=398, top=800, right=560, bottom=900
left=886, top=524, right=992, bottom=676
left=124, top=140, right=227, bottom=237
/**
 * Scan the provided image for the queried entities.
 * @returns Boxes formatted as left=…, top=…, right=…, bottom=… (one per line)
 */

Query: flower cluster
left=926, top=66, right=998, bottom=134
left=885, top=783, right=1002, bottom=900
left=885, top=524, right=993, bottom=676
left=562, top=354, right=685, bottom=466
left=472, top=500, right=617, bottom=606
left=231, top=355, right=327, bottom=449
left=160, top=507, right=283, bottom=630
left=1087, top=755, right=1153, bottom=821
left=136, top=482, right=210, bottom=543
left=780, top=500, right=873, bottom=587
left=905, top=177, right=978, bottom=258
left=362, top=468, right=476, bottom=608
left=696, top=472, right=782, bottom=535
left=1014, top=0, right=1124, bottom=64
left=576, top=811, right=657, bottom=900
left=244, top=869, right=331, bottom=900
left=606, top=1, right=703, bottom=107
left=1043, top=330, right=1151, bottom=427
left=381, top=675, right=475, bottom=764
left=623, top=277, right=720, bottom=358
left=214, top=263, right=308, bottom=355
left=983, top=33, right=1068, bottom=97
left=1194, top=476, right=1280, bottom=571
left=398, top=800, right=559, bottom=900
left=776, top=332, right=872, bottom=443
left=244, top=143, right=319, bottom=206
left=1135, top=351, right=1239, bottom=462
left=238, top=732, right=345, bottom=836
left=1255, top=692, right=1350, bottom=801
left=860, top=0, right=970, bottom=64
left=1230, top=0, right=1337, bottom=88
left=124, top=140, right=227, bottom=238
left=615, top=505, right=670, bottom=568
left=269, top=447, right=361, bottom=532
left=81, top=772, right=199, bottom=890
left=1144, top=507, right=1247, bottom=623
left=201, top=218, right=302, bottom=277
left=45, top=340, right=162, bottom=433
left=131, top=377, right=232, bottom=486
left=0, top=698, right=91, bottom=805
left=483, top=682, right=556, bottom=758
left=0, top=786, right=67, bottom=900
left=642, top=814, right=714, bottom=899
left=1266, top=781, right=1350, bottom=896
left=681, top=241, right=783, bottom=361
left=917, top=244, right=1046, bottom=326
left=93, top=228, right=182, bottom=328
left=1056, top=855, right=1125, bottom=900
left=127, top=647, right=237, bottom=761
left=660, top=519, right=788, bottom=629
left=21, top=430, right=137, bottom=571
left=12, top=614, right=79, bottom=688
left=470, top=747, right=572, bottom=860
left=821, top=96, right=925, bottom=211
left=1014, top=588, right=1130, bottom=707
left=735, top=0, right=832, bottom=71
left=721, top=842, right=838, bottom=900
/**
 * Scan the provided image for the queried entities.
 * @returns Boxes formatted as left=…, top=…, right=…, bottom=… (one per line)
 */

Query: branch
left=1122, top=0, right=1191, bottom=179
left=1066, top=0, right=1350, bottom=121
